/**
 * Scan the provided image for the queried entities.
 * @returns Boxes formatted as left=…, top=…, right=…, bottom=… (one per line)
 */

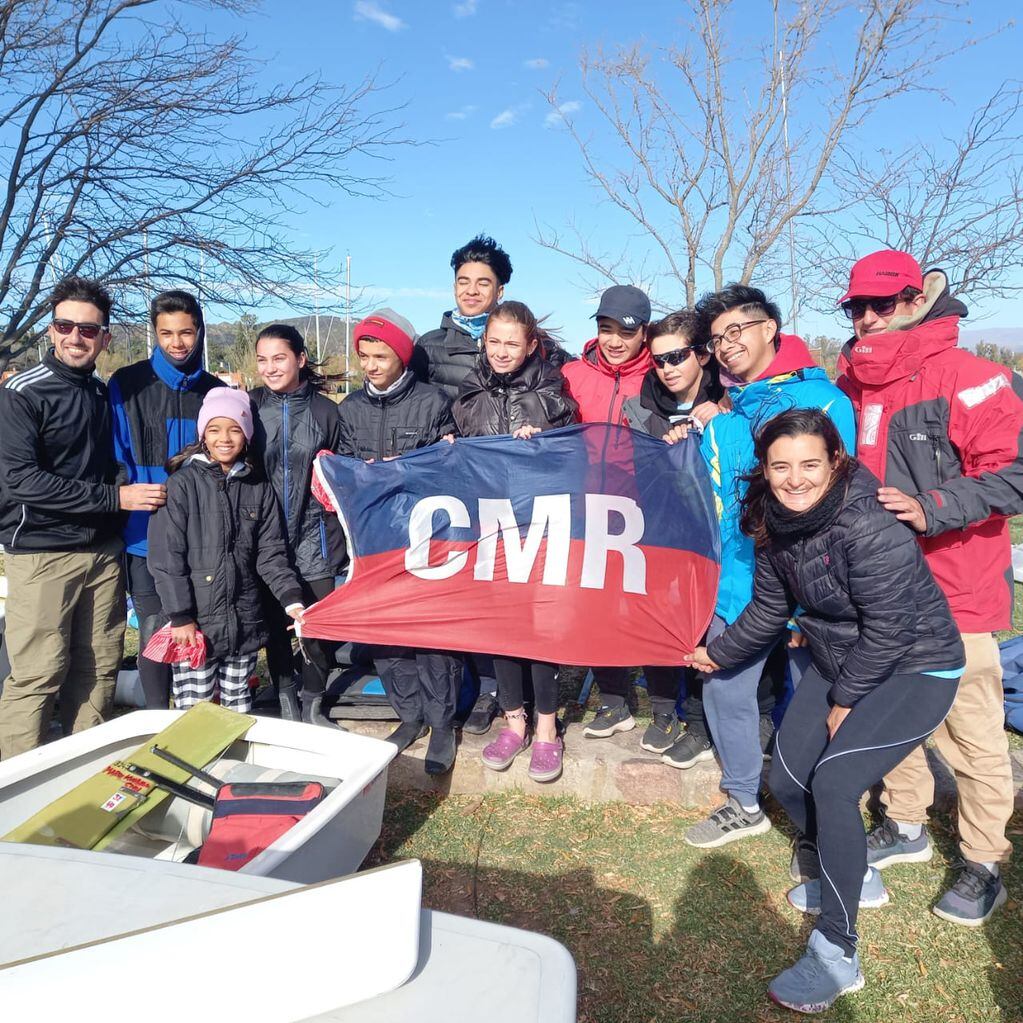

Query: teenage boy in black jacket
left=338, top=309, right=462, bottom=774
left=0, top=277, right=166, bottom=757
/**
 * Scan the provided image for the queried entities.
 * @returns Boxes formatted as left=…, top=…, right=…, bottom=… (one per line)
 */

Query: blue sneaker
left=769, top=930, right=864, bottom=1013
left=932, top=861, right=1008, bottom=927
left=865, top=816, right=932, bottom=869
left=787, top=867, right=889, bottom=914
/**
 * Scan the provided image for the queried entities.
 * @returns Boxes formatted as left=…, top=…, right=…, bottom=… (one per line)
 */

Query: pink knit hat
left=197, top=387, right=254, bottom=442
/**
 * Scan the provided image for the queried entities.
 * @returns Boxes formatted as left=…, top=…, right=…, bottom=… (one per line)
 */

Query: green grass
left=368, top=790, right=1023, bottom=1023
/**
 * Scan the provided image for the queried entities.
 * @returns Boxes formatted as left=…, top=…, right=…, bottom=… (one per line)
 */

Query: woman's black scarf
left=764, top=475, right=847, bottom=540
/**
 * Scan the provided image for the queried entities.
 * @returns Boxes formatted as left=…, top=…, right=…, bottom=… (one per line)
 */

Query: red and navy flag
left=302, top=423, right=720, bottom=666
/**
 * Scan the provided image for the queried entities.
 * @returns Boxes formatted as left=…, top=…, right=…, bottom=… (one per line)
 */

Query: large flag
left=301, top=423, right=720, bottom=666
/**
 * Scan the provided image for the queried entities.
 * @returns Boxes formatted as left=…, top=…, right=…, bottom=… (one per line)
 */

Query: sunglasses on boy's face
left=840, top=295, right=901, bottom=320
left=51, top=318, right=106, bottom=340
left=651, top=345, right=706, bottom=369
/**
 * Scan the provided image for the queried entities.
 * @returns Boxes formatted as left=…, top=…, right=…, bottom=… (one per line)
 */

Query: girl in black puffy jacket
left=453, top=301, right=578, bottom=784
left=687, top=408, right=963, bottom=1014
left=251, top=324, right=345, bottom=727
left=149, top=388, right=306, bottom=715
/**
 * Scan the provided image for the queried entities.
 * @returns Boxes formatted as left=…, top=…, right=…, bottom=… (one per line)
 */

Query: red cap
left=838, top=250, right=923, bottom=304
left=353, top=308, right=416, bottom=367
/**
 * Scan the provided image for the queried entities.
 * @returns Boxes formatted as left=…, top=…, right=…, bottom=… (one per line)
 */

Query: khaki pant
left=881, top=632, right=1013, bottom=863
left=0, top=539, right=125, bottom=759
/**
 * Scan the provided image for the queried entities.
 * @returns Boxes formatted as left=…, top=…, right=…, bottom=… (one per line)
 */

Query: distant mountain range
left=960, top=327, right=1023, bottom=351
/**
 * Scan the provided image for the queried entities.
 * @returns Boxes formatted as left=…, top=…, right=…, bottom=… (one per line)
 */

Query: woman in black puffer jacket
left=687, top=408, right=963, bottom=1015
left=453, top=301, right=577, bottom=784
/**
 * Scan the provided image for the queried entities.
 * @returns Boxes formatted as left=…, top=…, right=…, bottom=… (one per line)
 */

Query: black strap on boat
left=149, top=744, right=224, bottom=792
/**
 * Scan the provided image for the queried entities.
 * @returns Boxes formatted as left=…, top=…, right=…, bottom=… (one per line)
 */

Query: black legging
left=263, top=576, right=337, bottom=696
left=769, top=665, right=958, bottom=955
left=493, top=657, right=558, bottom=716
left=592, top=665, right=681, bottom=716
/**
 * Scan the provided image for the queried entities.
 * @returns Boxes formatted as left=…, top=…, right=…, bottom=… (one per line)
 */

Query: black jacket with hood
left=620, top=363, right=724, bottom=438
left=412, top=312, right=574, bottom=401
left=148, top=456, right=304, bottom=660
left=250, top=382, right=346, bottom=581
left=452, top=350, right=578, bottom=437
left=707, top=464, right=964, bottom=708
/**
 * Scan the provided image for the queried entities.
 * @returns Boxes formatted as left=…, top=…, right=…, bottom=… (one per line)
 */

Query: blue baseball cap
left=593, top=285, right=651, bottom=329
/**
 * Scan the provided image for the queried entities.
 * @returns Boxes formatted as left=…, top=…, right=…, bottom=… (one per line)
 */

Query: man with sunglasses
left=0, top=277, right=167, bottom=757
left=836, top=249, right=1020, bottom=926
left=676, top=285, right=855, bottom=849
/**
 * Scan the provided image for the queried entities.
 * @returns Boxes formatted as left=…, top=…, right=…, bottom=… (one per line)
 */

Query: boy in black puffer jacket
left=338, top=309, right=462, bottom=775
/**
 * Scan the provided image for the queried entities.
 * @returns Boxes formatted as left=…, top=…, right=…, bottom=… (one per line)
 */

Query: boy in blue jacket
left=109, top=291, right=224, bottom=708
left=669, top=285, right=856, bottom=849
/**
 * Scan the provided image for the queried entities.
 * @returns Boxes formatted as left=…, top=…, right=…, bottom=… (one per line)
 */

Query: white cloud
left=524, top=57, right=549, bottom=69
left=453, top=0, right=478, bottom=15
left=445, top=55, right=474, bottom=72
left=353, top=1, right=406, bottom=32
left=490, top=108, right=518, bottom=130
left=544, top=100, right=581, bottom=128
left=445, top=105, right=477, bottom=121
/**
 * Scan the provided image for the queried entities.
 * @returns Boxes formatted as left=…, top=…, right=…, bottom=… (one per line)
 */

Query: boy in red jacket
left=836, top=249, right=1020, bottom=925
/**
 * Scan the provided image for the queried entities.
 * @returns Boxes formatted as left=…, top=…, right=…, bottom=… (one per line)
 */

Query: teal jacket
left=700, top=334, right=857, bottom=624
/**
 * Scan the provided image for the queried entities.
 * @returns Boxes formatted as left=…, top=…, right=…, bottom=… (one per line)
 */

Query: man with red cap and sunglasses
left=836, top=249, right=1021, bottom=926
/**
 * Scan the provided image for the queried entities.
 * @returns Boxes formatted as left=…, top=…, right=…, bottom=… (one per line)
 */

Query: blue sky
left=202, top=1, right=1022, bottom=351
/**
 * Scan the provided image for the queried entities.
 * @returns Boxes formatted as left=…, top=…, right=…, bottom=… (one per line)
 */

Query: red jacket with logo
left=561, top=339, right=653, bottom=425
left=836, top=272, right=1023, bottom=632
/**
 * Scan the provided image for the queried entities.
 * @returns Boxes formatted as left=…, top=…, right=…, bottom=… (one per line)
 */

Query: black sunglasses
left=52, top=318, right=106, bottom=340
left=840, top=296, right=900, bottom=320
left=652, top=346, right=706, bottom=369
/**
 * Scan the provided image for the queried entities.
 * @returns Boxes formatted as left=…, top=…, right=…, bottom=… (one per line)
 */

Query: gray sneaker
left=640, top=712, right=683, bottom=753
left=662, top=730, right=715, bottom=769
left=582, top=704, right=635, bottom=738
left=932, top=861, right=1008, bottom=926
left=865, top=816, right=933, bottom=869
left=684, top=796, right=772, bottom=848
left=787, top=867, right=889, bottom=914
left=769, top=929, right=864, bottom=1013
left=790, top=835, right=820, bottom=883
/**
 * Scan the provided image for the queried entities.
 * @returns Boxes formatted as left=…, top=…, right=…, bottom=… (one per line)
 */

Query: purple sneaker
left=482, top=728, right=529, bottom=771
left=528, top=739, right=563, bottom=783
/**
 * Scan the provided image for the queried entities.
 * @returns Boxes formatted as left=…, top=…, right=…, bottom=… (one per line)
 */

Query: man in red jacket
left=836, top=249, right=1019, bottom=926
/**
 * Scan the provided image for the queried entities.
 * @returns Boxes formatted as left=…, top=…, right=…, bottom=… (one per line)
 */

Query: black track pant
left=263, top=576, right=336, bottom=696
left=769, top=666, right=958, bottom=956
left=493, top=657, right=558, bottom=716
left=127, top=554, right=171, bottom=709
left=374, top=648, right=462, bottom=730
left=592, top=665, right=682, bottom=716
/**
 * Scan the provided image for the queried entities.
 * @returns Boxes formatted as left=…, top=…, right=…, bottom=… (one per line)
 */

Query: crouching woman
left=687, top=408, right=963, bottom=1013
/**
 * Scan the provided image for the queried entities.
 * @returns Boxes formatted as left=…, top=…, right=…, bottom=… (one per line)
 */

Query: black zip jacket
left=620, top=364, right=724, bottom=438
left=0, top=349, right=122, bottom=553
left=412, top=312, right=574, bottom=401
left=336, top=372, right=456, bottom=461
left=452, top=350, right=578, bottom=437
left=148, top=457, right=304, bottom=659
left=250, top=383, right=346, bottom=581
left=707, top=465, right=964, bottom=707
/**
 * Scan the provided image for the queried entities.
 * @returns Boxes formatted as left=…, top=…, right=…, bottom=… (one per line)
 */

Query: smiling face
left=709, top=309, right=776, bottom=382
left=50, top=299, right=110, bottom=370
left=154, top=311, right=198, bottom=363
left=851, top=293, right=927, bottom=339
left=596, top=316, right=646, bottom=366
left=649, top=332, right=708, bottom=400
left=484, top=316, right=537, bottom=375
left=256, top=336, right=305, bottom=393
left=765, top=433, right=836, bottom=513
left=454, top=261, right=503, bottom=317
left=203, top=417, right=246, bottom=469
left=358, top=338, right=405, bottom=390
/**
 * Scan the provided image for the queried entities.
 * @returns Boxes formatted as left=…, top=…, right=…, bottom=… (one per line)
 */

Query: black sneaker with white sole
left=932, top=861, right=1008, bottom=926
left=662, top=730, right=714, bottom=769
left=684, top=796, right=772, bottom=848
left=640, top=713, right=683, bottom=753
left=582, top=704, right=635, bottom=738
left=865, top=815, right=933, bottom=869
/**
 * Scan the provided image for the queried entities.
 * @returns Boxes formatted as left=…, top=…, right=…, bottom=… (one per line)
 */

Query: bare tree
left=0, top=0, right=405, bottom=368
left=536, top=0, right=993, bottom=324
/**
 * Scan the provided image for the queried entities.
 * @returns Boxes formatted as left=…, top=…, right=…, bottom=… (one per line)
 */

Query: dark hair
left=150, top=290, right=201, bottom=330
left=166, top=433, right=253, bottom=475
left=50, top=276, right=112, bottom=325
left=898, top=286, right=923, bottom=302
left=450, top=234, right=513, bottom=285
left=694, top=284, right=782, bottom=341
left=486, top=300, right=559, bottom=351
left=647, top=310, right=701, bottom=346
left=739, top=408, right=855, bottom=548
left=256, top=323, right=327, bottom=389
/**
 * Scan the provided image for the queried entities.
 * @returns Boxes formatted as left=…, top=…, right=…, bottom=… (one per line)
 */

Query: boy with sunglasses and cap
left=836, top=249, right=1022, bottom=925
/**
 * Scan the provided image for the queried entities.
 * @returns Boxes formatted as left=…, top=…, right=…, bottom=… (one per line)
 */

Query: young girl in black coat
left=148, top=388, right=306, bottom=713
left=453, top=301, right=578, bottom=783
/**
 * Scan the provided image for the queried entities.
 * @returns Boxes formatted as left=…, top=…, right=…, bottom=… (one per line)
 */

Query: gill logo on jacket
left=303, top=424, right=721, bottom=666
